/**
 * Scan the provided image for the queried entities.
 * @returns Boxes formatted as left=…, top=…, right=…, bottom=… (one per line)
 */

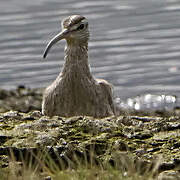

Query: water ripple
left=0, top=0, right=180, bottom=108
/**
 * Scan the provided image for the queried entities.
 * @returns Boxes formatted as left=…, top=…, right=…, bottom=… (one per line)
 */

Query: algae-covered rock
left=0, top=87, right=180, bottom=178
left=0, top=109, right=180, bottom=177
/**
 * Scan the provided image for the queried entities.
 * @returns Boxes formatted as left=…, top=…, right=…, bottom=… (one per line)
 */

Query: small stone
left=158, top=170, right=180, bottom=180
left=3, top=111, right=19, bottom=118
left=135, top=149, right=147, bottom=156
left=59, top=138, right=67, bottom=145
left=22, top=115, right=35, bottom=121
left=65, top=117, right=78, bottom=124
left=38, top=117, right=50, bottom=123
left=30, top=111, right=42, bottom=118
left=133, top=132, right=153, bottom=140
left=44, top=176, right=51, bottom=180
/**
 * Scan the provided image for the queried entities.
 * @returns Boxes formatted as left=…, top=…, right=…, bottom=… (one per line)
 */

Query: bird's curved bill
left=43, top=29, right=69, bottom=59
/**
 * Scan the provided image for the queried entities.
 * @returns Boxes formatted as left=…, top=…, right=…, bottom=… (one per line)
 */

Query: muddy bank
left=0, top=86, right=179, bottom=116
left=0, top=86, right=43, bottom=113
left=0, top=87, right=180, bottom=179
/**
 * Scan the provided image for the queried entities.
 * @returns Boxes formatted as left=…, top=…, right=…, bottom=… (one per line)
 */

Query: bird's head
left=43, top=15, right=89, bottom=58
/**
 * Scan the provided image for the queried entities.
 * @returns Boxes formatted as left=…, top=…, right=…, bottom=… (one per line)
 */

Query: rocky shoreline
left=0, top=87, right=180, bottom=179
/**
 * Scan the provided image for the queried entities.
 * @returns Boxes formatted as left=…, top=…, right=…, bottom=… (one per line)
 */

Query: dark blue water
left=0, top=0, right=180, bottom=109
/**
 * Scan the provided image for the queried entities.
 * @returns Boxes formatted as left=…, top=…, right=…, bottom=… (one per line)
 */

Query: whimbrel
left=42, top=15, right=115, bottom=118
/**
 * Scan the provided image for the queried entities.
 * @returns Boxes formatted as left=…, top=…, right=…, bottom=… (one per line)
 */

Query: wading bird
left=42, top=15, right=115, bottom=118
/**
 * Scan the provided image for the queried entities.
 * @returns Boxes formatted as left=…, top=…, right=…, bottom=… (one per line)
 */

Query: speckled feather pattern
left=42, top=15, right=115, bottom=118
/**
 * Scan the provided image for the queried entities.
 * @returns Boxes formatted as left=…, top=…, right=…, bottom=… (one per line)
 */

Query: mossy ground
left=0, top=87, right=180, bottom=179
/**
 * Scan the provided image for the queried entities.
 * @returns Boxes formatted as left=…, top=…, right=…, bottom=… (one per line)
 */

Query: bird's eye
left=77, top=24, right=84, bottom=30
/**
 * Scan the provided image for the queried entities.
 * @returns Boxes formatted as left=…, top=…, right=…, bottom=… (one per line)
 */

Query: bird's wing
left=97, top=79, right=116, bottom=115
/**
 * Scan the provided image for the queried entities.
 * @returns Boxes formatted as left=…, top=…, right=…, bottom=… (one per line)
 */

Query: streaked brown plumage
left=42, top=15, right=115, bottom=118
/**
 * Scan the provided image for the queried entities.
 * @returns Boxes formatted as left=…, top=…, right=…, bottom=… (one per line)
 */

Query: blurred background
left=0, top=0, right=180, bottom=107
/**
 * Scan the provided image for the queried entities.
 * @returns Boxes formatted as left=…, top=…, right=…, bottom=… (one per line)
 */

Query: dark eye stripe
left=77, top=24, right=84, bottom=30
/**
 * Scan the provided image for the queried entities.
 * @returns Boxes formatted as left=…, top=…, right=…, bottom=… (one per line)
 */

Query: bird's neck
left=61, top=42, right=93, bottom=79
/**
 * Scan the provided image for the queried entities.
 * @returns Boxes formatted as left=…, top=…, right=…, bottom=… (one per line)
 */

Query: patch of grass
left=0, top=148, right=160, bottom=180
